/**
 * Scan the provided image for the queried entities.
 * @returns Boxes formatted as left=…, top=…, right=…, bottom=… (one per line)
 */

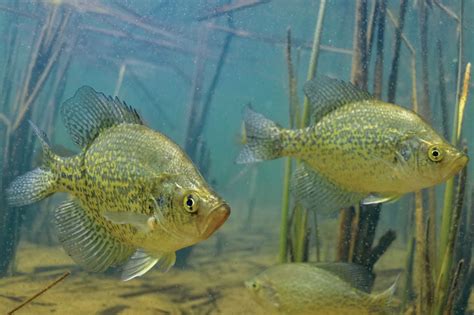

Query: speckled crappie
left=7, top=86, right=230, bottom=280
left=236, top=76, right=468, bottom=212
left=245, top=263, right=396, bottom=315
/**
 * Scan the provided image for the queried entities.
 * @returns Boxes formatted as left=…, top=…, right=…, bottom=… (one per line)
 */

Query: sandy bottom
left=0, top=214, right=471, bottom=314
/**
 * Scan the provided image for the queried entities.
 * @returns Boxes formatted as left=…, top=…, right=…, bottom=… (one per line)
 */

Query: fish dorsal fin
left=314, top=262, right=374, bottom=293
left=54, top=198, right=135, bottom=272
left=303, top=76, right=373, bottom=123
left=61, top=86, right=144, bottom=148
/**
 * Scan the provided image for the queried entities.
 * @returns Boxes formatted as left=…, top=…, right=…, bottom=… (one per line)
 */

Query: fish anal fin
left=121, top=249, right=176, bottom=281
left=362, top=193, right=401, bottom=205
left=55, top=198, right=135, bottom=272
left=61, top=86, right=144, bottom=148
left=291, top=163, right=365, bottom=214
left=303, top=76, right=373, bottom=123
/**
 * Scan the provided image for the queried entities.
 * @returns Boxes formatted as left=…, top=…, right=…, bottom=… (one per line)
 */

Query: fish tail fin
left=6, top=122, right=58, bottom=207
left=236, top=106, right=284, bottom=164
left=369, top=275, right=399, bottom=311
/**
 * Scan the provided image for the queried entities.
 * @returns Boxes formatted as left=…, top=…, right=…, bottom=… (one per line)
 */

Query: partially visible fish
left=245, top=263, right=397, bottom=315
left=7, top=86, right=230, bottom=280
left=237, top=76, right=468, bottom=213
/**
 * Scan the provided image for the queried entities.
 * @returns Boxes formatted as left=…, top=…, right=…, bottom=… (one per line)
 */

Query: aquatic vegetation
left=6, top=86, right=230, bottom=280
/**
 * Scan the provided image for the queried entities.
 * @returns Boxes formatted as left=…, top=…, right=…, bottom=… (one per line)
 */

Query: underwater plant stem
left=414, top=190, right=426, bottom=315
left=301, top=0, right=326, bottom=127
left=336, top=207, right=355, bottom=262
left=313, top=211, right=321, bottom=262
left=418, top=0, right=431, bottom=122
left=435, top=147, right=468, bottom=315
left=436, top=40, right=449, bottom=139
left=366, top=229, right=395, bottom=270
left=439, top=62, right=470, bottom=268
left=8, top=271, right=71, bottom=314
left=279, top=157, right=292, bottom=263
left=401, top=237, right=416, bottom=313
left=279, top=27, right=299, bottom=263
left=387, top=0, right=408, bottom=103
left=444, top=260, right=464, bottom=315
left=292, top=0, right=327, bottom=263
left=373, top=0, right=386, bottom=99
left=350, top=0, right=368, bottom=90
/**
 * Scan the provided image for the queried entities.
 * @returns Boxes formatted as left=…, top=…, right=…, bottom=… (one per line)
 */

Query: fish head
left=245, top=275, right=281, bottom=310
left=416, top=140, right=468, bottom=184
left=396, top=135, right=468, bottom=188
left=153, top=178, right=230, bottom=244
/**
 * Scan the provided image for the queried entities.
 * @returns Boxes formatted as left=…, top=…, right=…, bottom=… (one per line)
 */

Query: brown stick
left=197, top=0, right=270, bottom=21
left=207, top=24, right=352, bottom=56
left=443, top=260, right=464, bottom=315
left=8, top=271, right=71, bottom=314
left=336, top=207, right=355, bottom=262
left=350, top=0, right=369, bottom=90
left=373, top=0, right=386, bottom=99
left=387, top=0, right=408, bottom=103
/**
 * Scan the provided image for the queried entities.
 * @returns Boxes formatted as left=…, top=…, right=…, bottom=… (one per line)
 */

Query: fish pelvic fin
left=236, top=105, right=284, bottom=164
left=121, top=249, right=176, bottom=281
left=6, top=122, right=59, bottom=207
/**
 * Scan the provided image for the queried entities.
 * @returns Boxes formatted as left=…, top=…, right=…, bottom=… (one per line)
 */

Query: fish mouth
left=451, top=152, right=469, bottom=174
left=201, top=203, right=230, bottom=239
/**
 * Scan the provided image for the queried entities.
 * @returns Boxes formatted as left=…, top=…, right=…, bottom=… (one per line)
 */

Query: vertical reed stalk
left=373, top=0, right=386, bottom=99
left=279, top=27, right=298, bottom=263
left=439, top=62, right=470, bottom=269
left=350, top=0, right=368, bottom=90
left=435, top=147, right=468, bottom=315
left=387, top=0, right=407, bottom=103
left=293, top=0, right=327, bottom=262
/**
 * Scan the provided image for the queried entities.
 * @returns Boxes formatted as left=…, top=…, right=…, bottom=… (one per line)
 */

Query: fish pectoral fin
left=55, top=198, right=135, bottom=273
left=362, top=193, right=402, bottom=205
left=121, top=249, right=176, bottom=281
left=61, top=86, right=144, bottom=148
left=303, top=76, right=373, bottom=123
left=103, top=211, right=155, bottom=233
left=291, top=163, right=365, bottom=214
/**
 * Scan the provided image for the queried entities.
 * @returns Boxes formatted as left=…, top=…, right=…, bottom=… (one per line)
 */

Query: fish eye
left=428, top=145, right=443, bottom=162
left=183, top=194, right=199, bottom=213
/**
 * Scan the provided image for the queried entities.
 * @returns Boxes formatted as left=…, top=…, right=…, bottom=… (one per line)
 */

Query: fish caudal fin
left=236, top=106, right=283, bottom=164
left=6, top=122, right=58, bottom=207
left=55, top=199, right=135, bottom=272
left=121, top=249, right=176, bottom=281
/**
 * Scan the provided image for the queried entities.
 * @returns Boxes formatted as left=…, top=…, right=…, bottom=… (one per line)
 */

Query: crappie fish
left=245, top=263, right=396, bottom=315
left=237, top=76, right=468, bottom=212
left=7, top=86, right=230, bottom=280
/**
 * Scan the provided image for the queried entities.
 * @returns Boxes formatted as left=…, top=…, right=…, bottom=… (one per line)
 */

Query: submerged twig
left=207, top=24, right=352, bottom=56
left=387, top=0, right=408, bottom=103
left=198, top=0, right=270, bottom=21
left=444, top=260, right=464, bottom=315
left=8, top=271, right=71, bottom=314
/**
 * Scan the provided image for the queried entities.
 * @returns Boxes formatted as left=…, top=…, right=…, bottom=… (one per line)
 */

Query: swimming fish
left=245, top=263, right=397, bottom=315
left=236, top=76, right=468, bottom=213
left=6, top=86, right=230, bottom=280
